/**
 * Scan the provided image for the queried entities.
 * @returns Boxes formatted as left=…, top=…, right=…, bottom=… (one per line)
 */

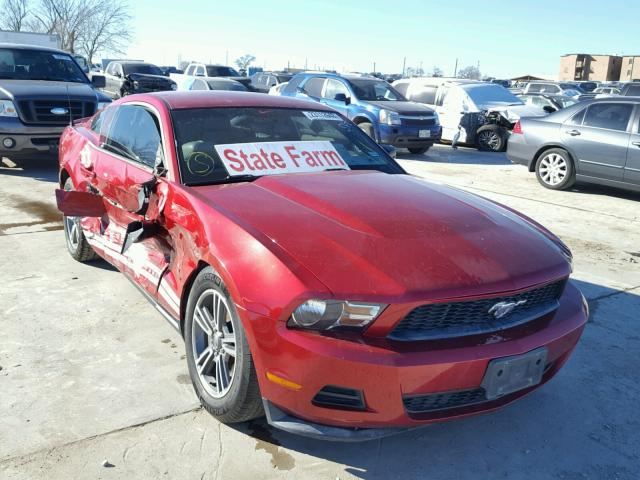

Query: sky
left=125, top=0, right=638, bottom=79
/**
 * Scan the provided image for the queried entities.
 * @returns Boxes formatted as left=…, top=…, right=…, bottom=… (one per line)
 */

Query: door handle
left=566, top=130, right=581, bottom=136
left=632, top=141, right=640, bottom=147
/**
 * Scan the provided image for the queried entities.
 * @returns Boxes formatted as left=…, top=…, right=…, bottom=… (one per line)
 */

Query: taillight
left=512, top=120, right=523, bottom=134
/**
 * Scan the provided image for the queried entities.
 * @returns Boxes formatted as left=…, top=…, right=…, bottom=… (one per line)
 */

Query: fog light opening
left=2, top=138, right=16, bottom=149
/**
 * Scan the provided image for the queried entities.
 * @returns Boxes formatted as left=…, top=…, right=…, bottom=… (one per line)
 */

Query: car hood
left=126, top=73, right=173, bottom=83
left=365, top=100, right=435, bottom=115
left=481, top=103, right=547, bottom=121
left=192, top=171, right=569, bottom=300
left=0, top=79, right=104, bottom=101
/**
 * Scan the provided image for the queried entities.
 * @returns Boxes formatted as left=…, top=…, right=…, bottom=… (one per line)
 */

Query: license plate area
left=418, top=129, right=431, bottom=138
left=481, top=347, right=547, bottom=400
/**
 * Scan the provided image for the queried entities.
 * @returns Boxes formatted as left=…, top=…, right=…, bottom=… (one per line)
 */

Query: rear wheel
left=476, top=125, right=506, bottom=152
left=63, top=177, right=98, bottom=262
left=408, top=146, right=430, bottom=154
left=184, top=267, right=263, bottom=423
left=535, top=148, right=576, bottom=190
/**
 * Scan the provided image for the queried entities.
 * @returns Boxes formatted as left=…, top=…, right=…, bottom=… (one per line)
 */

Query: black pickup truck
left=0, top=43, right=110, bottom=161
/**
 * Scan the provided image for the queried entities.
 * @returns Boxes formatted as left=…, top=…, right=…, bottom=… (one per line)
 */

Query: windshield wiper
left=188, top=174, right=262, bottom=186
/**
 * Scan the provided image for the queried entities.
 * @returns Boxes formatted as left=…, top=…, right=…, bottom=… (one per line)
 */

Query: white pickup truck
left=170, top=62, right=252, bottom=91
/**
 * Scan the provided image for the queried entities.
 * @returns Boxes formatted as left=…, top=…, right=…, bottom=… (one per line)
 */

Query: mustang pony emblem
left=488, top=300, right=528, bottom=319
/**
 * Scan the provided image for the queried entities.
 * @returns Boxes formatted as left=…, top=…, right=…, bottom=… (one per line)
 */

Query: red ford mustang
left=56, top=91, right=588, bottom=441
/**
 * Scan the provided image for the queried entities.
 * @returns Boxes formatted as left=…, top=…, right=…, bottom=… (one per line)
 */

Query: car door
left=104, top=63, right=118, bottom=98
left=562, top=102, right=633, bottom=181
left=434, top=86, right=462, bottom=141
left=320, top=78, right=351, bottom=116
left=92, top=104, right=171, bottom=300
left=624, top=105, right=640, bottom=185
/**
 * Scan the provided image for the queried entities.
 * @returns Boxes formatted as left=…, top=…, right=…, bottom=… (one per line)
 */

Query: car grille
left=18, top=99, right=95, bottom=125
left=388, top=280, right=566, bottom=341
left=403, top=388, right=487, bottom=414
left=401, top=116, right=437, bottom=126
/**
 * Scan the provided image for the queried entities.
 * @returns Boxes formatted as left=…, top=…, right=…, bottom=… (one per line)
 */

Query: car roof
left=149, top=91, right=338, bottom=110
left=0, top=43, right=68, bottom=54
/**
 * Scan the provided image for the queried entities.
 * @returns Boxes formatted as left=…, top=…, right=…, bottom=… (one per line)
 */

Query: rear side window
left=283, top=75, right=305, bottom=94
left=409, top=86, right=438, bottom=105
left=185, top=65, right=195, bottom=75
left=583, top=103, right=633, bottom=131
left=104, top=105, right=163, bottom=168
left=302, top=77, right=325, bottom=97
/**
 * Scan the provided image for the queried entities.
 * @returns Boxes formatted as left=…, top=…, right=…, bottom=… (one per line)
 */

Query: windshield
left=349, top=79, right=405, bottom=101
left=172, top=107, right=403, bottom=185
left=206, top=80, right=247, bottom=91
left=123, top=63, right=163, bottom=75
left=0, top=48, right=88, bottom=82
left=276, top=74, right=293, bottom=83
left=206, top=66, right=240, bottom=77
left=463, top=84, right=524, bottom=108
left=559, top=97, right=578, bottom=108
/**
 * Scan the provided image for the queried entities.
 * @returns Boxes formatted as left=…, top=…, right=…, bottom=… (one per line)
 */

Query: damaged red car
left=56, top=91, right=588, bottom=441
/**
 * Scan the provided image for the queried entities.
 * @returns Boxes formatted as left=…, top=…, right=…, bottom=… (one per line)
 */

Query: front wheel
left=408, top=146, right=430, bottom=154
left=535, top=148, right=576, bottom=190
left=63, top=178, right=98, bottom=262
left=476, top=125, right=506, bottom=152
left=184, top=267, right=263, bottom=423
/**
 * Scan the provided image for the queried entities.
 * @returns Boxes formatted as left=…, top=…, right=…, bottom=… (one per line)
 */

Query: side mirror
left=115, top=71, right=122, bottom=78
left=381, top=144, right=396, bottom=158
left=55, top=189, right=106, bottom=217
left=543, top=105, right=557, bottom=113
left=334, top=93, right=351, bottom=105
left=91, top=75, right=106, bottom=88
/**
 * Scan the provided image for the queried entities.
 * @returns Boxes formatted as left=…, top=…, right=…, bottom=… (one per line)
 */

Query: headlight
left=133, top=81, right=140, bottom=88
left=379, top=109, right=401, bottom=125
left=288, top=300, right=386, bottom=330
left=0, top=100, right=18, bottom=117
left=170, top=83, right=177, bottom=91
left=97, top=101, right=111, bottom=111
left=433, top=111, right=440, bottom=125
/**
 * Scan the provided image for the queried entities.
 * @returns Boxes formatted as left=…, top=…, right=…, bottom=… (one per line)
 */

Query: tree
left=431, top=66, right=443, bottom=77
left=235, top=54, right=255, bottom=71
left=1, top=0, right=133, bottom=63
left=0, top=0, right=30, bottom=31
left=77, top=0, right=132, bottom=64
left=458, top=65, right=481, bottom=80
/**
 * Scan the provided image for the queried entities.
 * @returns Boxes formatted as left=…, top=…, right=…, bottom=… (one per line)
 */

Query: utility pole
left=373, top=61, right=376, bottom=74
left=225, top=50, right=229, bottom=65
left=454, top=58, right=458, bottom=77
left=305, top=58, right=308, bottom=70
left=402, top=57, right=406, bottom=77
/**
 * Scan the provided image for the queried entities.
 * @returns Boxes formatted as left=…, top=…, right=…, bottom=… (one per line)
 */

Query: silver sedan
left=507, top=98, right=640, bottom=193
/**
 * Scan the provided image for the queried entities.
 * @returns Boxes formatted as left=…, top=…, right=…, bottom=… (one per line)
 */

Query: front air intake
left=312, top=385, right=366, bottom=411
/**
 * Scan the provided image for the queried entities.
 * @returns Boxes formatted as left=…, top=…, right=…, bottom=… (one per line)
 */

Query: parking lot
left=1, top=145, right=639, bottom=480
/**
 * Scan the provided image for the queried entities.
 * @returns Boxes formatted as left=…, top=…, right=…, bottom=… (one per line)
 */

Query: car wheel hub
left=479, top=131, right=500, bottom=150
left=191, top=289, right=237, bottom=398
left=539, top=153, right=567, bottom=186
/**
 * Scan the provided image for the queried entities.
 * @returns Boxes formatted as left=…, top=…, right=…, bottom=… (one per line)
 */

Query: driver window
left=104, top=105, right=163, bottom=168
left=436, top=86, right=449, bottom=107
left=186, top=65, right=195, bottom=75
left=323, top=79, right=349, bottom=100
left=195, top=66, right=205, bottom=76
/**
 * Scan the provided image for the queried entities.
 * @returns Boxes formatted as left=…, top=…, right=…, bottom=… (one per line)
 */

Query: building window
left=628, top=69, right=632, bottom=76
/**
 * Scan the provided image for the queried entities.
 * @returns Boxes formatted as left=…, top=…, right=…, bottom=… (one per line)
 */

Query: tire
left=358, top=122, right=375, bottom=139
left=184, top=267, right=263, bottom=423
left=63, top=177, right=99, bottom=262
left=408, top=146, right=430, bottom=154
left=535, top=148, right=576, bottom=190
left=476, top=125, right=506, bottom=152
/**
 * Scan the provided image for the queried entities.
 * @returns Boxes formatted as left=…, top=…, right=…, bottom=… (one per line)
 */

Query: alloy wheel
left=191, top=289, right=237, bottom=398
left=539, top=153, right=568, bottom=186
left=478, top=131, right=501, bottom=151
left=64, top=214, right=79, bottom=250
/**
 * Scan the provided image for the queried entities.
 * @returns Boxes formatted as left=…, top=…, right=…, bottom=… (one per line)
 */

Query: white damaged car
left=393, top=78, right=546, bottom=151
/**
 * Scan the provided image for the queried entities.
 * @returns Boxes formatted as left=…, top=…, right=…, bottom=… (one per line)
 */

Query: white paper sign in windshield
left=215, top=141, right=350, bottom=177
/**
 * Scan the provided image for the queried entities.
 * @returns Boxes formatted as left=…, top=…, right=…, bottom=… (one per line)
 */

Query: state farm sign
left=214, top=141, right=350, bottom=177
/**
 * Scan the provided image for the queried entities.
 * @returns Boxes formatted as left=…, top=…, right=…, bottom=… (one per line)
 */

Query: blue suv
left=281, top=73, right=441, bottom=154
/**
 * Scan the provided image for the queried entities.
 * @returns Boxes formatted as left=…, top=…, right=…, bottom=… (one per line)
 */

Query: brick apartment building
left=620, top=56, right=640, bottom=81
left=559, top=54, right=622, bottom=82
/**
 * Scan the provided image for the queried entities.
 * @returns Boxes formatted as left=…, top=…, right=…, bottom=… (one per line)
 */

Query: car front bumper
left=378, top=123, right=442, bottom=148
left=0, top=117, right=64, bottom=159
left=242, top=282, right=587, bottom=440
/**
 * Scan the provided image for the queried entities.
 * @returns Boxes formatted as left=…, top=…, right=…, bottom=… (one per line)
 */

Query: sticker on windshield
left=214, top=141, right=350, bottom=177
left=302, top=111, right=342, bottom=121
left=53, top=54, right=72, bottom=61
